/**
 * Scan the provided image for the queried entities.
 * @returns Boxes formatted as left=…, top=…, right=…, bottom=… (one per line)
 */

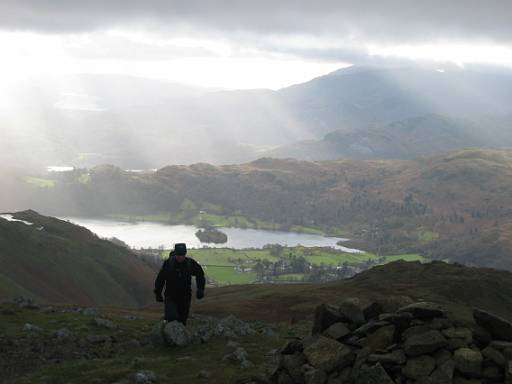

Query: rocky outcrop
left=272, top=298, right=512, bottom=384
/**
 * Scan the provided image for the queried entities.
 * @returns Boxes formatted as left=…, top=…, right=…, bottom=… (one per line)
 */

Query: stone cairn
left=271, top=298, right=512, bottom=384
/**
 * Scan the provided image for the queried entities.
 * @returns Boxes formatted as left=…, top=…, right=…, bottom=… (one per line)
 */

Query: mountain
left=0, top=210, right=157, bottom=306
left=4, top=65, right=512, bottom=169
left=15, top=148, right=512, bottom=271
left=266, top=114, right=512, bottom=161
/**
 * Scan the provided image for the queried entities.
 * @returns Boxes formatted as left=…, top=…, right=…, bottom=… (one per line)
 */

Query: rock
left=217, top=315, right=256, bottom=337
left=323, top=322, right=351, bottom=340
left=442, top=328, right=473, bottom=344
left=277, top=370, right=294, bottom=384
left=398, top=302, right=446, bottom=319
left=402, top=355, right=436, bottom=380
left=377, top=296, right=415, bottom=313
left=281, top=353, right=307, bottom=383
left=360, top=325, right=396, bottom=351
left=482, top=365, right=503, bottom=381
left=302, top=364, right=327, bottom=384
left=482, top=346, right=506, bottom=367
left=223, top=347, right=250, bottom=365
left=401, top=325, right=432, bottom=341
left=93, top=317, right=116, bottom=329
left=162, top=321, right=191, bottom=346
left=472, top=327, right=491, bottom=348
left=404, top=330, right=448, bottom=356
left=279, top=339, right=304, bottom=356
left=22, top=323, right=42, bottom=332
left=356, top=363, right=395, bottom=384
left=367, top=349, right=406, bottom=365
left=86, top=334, right=112, bottom=344
left=82, top=307, right=98, bottom=316
left=430, top=359, right=455, bottom=384
left=313, top=304, right=344, bottom=334
left=473, top=308, right=512, bottom=341
left=304, top=336, right=354, bottom=373
left=150, top=321, right=166, bottom=347
left=228, top=340, right=241, bottom=348
left=134, top=370, right=156, bottom=384
left=353, top=320, right=390, bottom=336
left=454, top=348, right=483, bottom=378
left=363, top=302, right=383, bottom=321
left=339, top=298, right=366, bottom=325
left=452, top=378, right=482, bottom=384
left=198, top=370, right=211, bottom=379
left=54, top=328, right=72, bottom=341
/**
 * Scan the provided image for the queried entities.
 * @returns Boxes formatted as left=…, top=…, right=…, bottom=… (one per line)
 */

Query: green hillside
left=0, top=210, right=158, bottom=307
left=19, top=148, right=512, bottom=270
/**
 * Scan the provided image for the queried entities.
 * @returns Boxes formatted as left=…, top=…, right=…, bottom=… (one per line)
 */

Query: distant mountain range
left=0, top=210, right=157, bottom=306
left=266, top=114, right=512, bottom=160
left=3, top=64, right=512, bottom=169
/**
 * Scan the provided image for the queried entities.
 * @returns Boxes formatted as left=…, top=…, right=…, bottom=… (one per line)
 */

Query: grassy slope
left=0, top=210, right=158, bottom=307
left=189, top=260, right=512, bottom=324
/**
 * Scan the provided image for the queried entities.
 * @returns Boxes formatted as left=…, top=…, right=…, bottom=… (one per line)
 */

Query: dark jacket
left=154, top=257, right=205, bottom=300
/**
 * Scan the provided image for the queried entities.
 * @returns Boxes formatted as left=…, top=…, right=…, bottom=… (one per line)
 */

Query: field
left=162, top=247, right=425, bottom=285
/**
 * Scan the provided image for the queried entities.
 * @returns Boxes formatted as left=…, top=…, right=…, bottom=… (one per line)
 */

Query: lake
left=61, top=217, right=363, bottom=253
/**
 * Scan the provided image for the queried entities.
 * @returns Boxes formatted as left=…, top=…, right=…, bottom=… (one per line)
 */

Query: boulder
left=430, top=359, right=455, bottom=384
left=454, top=348, right=483, bottom=378
left=134, top=370, right=156, bottom=384
left=481, top=346, right=506, bottom=367
left=302, top=365, right=327, bottom=384
left=360, top=325, right=396, bottom=351
left=162, top=321, right=191, bottom=346
left=473, top=308, right=512, bottom=341
left=356, top=363, right=395, bottom=384
left=338, top=298, right=366, bottom=325
left=93, top=317, right=116, bottom=329
left=402, top=355, right=436, bottom=380
left=313, top=304, right=344, bottom=334
left=367, top=350, right=406, bottom=365
left=398, top=302, right=446, bottom=319
left=281, top=353, right=307, bottom=383
left=323, top=322, right=350, bottom=340
left=304, top=336, right=354, bottom=373
left=404, top=330, right=448, bottom=356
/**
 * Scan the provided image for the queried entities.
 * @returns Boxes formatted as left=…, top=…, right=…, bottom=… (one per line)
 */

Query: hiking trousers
left=164, top=296, right=191, bottom=325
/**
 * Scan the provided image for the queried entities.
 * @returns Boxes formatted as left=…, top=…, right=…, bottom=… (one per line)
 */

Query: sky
left=1, top=1, right=512, bottom=89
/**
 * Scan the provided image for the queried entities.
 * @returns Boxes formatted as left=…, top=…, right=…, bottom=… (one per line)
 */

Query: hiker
left=154, top=243, right=205, bottom=325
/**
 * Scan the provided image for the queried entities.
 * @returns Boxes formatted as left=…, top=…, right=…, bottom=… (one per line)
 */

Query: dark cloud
left=1, top=0, right=511, bottom=45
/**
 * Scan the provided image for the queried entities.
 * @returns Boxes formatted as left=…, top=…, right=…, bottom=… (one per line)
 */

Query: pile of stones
left=271, top=298, right=512, bottom=384
left=151, top=314, right=257, bottom=347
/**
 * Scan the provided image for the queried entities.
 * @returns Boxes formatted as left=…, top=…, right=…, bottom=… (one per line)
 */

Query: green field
left=161, top=247, right=425, bottom=286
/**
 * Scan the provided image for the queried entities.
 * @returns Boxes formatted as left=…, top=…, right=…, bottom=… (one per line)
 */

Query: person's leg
left=164, top=297, right=180, bottom=322
left=177, top=298, right=191, bottom=325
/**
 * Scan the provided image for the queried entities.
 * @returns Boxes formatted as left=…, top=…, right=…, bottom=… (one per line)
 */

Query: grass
left=4, top=302, right=286, bottom=384
left=204, top=266, right=258, bottom=285
left=24, top=176, right=56, bottom=188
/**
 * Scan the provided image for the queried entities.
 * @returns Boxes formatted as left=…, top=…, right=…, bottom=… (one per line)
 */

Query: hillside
left=0, top=210, right=158, bottom=307
left=193, top=260, right=512, bottom=323
left=266, top=114, right=510, bottom=161
left=16, top=148, right=512, bottom=270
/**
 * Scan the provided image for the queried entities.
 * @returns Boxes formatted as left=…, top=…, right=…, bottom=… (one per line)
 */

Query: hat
left=174, top=243, right=187, bottom=256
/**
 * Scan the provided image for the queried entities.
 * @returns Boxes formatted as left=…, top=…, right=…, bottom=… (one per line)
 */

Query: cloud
left=1, top=0, right=511, bottom=45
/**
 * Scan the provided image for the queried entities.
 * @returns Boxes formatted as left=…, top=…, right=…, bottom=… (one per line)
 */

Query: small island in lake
left=195, top=227, right=228, bottom=244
